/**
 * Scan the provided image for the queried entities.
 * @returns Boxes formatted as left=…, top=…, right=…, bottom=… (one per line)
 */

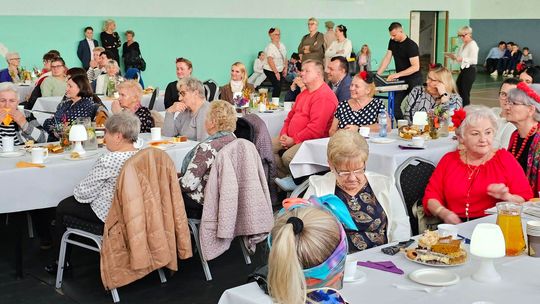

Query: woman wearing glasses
left=263, top=27, right=287, bottom=98
left=163, top=77, right=209, bottom=141
left=324, top=24, right=352, bottom=68
left=0, top=52, right=22, bottom=83
left=495, top=78, right=519, bottom=149
left=445, top=26, right=479, bottom=107
left=304, top=130, right=411, bottom=252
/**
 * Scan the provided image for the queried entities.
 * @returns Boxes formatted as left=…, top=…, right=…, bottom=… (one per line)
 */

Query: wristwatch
left=439, top=92, right=449, bottom=99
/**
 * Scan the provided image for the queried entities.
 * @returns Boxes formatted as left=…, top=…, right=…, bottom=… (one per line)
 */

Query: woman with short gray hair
left=163, top=77, right=209, bottom=141
left=0, top=52, right=22, bottom=83
left=504, top=83, right=540, bottom=195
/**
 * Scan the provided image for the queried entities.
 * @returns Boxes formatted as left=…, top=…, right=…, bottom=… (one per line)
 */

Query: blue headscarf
left=125, top=68, right=144, bottom=88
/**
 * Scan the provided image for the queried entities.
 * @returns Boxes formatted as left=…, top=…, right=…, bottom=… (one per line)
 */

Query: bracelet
left=433, top=205, right=445, bottom=217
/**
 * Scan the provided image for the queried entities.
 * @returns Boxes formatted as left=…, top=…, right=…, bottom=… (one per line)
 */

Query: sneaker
left=274, top=176, right=298, bottom=192
left=45, top=261, right=72, bottom=275
left=490, top=71, right=498, bottom=76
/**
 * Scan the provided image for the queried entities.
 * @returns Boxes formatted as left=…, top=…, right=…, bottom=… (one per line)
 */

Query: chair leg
left=111, top=288, right=120, bottom=303
left=157, top=268, right=167, bottom=283
left=55, top=230, right=71, bottom=289
left=26, top=213, right=34, bottom=239
left=188, top=220, right=212, bottom=281
left=239, top=238, right=252, bottom=265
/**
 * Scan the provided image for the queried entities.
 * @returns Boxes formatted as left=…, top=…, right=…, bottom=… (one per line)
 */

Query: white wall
left=471, top=0, right=540, bottom=19
left=0, top=0, right=471, bottom=19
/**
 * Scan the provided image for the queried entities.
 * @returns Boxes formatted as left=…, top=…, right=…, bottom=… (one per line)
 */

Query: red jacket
left=280, top=82, right=338, bottom=143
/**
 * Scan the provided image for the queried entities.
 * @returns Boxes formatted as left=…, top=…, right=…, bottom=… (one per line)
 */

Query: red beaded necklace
left=510, top=123, right=539, bottom=159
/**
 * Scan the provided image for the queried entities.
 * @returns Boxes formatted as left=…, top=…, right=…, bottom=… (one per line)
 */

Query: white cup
left=397, top=119, right=409, bottom=128
left=359, top=127, right=370, bottom=138
left=150, top=127, right=162, bottom=141
left=283, top=101, right=293, bottom=111
left=271, top=97, right=280, bottom=106
left=411, top=136, right=425, bottom=147
left=344, top=256, right=357, bottom=279
left=133, top=137, right=144, bottom=149
left=2, top=137, right=15, bottom=152
left=437, top=223, right=459, bottom=239
left=31, top=147, right=48, bottom=164
left=17, top=105, right=25, bottom=112
left=259, top=102, right=267, bottom=112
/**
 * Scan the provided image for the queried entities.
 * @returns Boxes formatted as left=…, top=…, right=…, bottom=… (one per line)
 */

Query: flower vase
left=428, top=117, right=439, bottom=139
left=438, top=118, right=449, bottom=137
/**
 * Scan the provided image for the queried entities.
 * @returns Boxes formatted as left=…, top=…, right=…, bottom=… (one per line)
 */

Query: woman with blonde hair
left=403, top=65, right=462, bottom=123
left=100, top=19, right=121, bottom=63
left=219, top=62, right=255, bottom=104
left=445, top=26, right=478, bottom=106
left=111, top=80, right=154, bottom=133
left=95, top=59, right=122, bottom=96
left=356, top=44, right=371, bottom=72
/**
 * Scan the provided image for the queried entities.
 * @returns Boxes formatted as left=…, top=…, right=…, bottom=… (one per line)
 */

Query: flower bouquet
left=428, top=103, right=451, bottom=138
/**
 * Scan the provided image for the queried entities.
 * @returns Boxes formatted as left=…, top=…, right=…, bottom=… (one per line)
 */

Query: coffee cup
left=359, top=127, right=370, bottom=138
left=259, top=102, right=267, bottom=112
left=2, top=136, right=15, bottom=152
left=283, top=102, right=293, bottom=111
left=271, top=97, right=280, bottom=106
left=133, top=137, right=145, bottom=149
left=344, top=256, right=357, bottom=279
left=151, top=127, right=162, bottom=141
left=17, top=105, right=25, bottom=112
left=411, top=136, right=425, bottom=147
left=397, top=119, right=409, bottom=128
left=437, top=223, right=458, bottom=238
left=31, top=147, right=48, bottom=164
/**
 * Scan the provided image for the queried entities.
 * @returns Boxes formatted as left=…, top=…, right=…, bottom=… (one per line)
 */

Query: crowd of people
left=3, top=16, right=540, bottom=303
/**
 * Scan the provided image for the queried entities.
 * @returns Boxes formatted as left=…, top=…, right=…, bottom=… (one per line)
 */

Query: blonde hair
left=206, top=100, right=237, bottom=132
left=352, top=75, right=376, bottom=98
left=308, top=17, right=318, bottom=25
left=103, top=19, right=116, bottom=32
left=116, top=80, right=143, bottom=104
left=231, top=61, right=248, bottom=86
left=327, top=130, right=369, bottom=167
left=106, top=59, right=119, bottom=71
left=268, top=206, right=341, bottom=304
left=428, top=66, right=457, bottom=94
left=458, top=25, right=473, bottom=36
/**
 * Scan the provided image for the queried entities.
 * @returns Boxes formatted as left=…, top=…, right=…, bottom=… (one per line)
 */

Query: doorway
left=410, top=11, right=449, bottom=74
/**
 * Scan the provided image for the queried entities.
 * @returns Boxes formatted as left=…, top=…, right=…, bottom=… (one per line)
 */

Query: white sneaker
left=490, top=71, right=498, bottom=76
left=274, top=176, right=298, bottom=192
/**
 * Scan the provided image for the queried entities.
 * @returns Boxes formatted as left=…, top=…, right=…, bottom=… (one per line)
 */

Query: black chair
left=394, top=157, right=437, bottom=236
left=24, top=84, right=42, bottom=110
left=203, top=79, right=219, bottom=101
left=234, top=117, right=255, bottom=142
left=147, top=87, right=159, bottom=110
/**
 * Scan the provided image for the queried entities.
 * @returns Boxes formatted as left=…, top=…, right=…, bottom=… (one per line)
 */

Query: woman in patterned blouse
left=111, top=80, right=154, bottom=133
left=304, top=130, right=411, bottom=252
left=46, top=112, right=140, bottom=274
left=179, top=100, right=237, bottom=218
left=403, top=65, right=462, bottom=123
left=329, top=72, right=391, bottom=136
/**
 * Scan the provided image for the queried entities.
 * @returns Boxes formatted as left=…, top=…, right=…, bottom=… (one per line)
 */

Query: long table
left=289, top=131, right=457, bottom=178
left=218, top=215, right=540, bottom=304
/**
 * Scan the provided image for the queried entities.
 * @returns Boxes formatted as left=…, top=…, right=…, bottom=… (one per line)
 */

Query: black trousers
left=263, top=69, right=282, bottom=98
left=456, top=66, right=477, bottom=107
left=394, top=75, right=423, bottom=120
left=53, top=196, right=103, bottom=260
left=485, top=58, right=500, bottom=73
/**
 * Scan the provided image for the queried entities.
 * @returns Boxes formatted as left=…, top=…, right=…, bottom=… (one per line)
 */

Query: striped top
left=0, top=123, right=22, bottom=146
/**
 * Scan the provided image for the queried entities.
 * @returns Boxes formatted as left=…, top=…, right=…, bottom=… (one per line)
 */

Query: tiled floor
left=0, top=72, right=507, bottom=304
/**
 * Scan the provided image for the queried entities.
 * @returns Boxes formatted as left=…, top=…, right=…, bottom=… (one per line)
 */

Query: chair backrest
left=394, top=157, right=436, bottom=235
left=148, top=87, right=159, bottom=110
left=26, top=84, right=42, bottom=110
left=203, top=79, right=220, bottom=101
left=234, top=117, right=255, bottom=142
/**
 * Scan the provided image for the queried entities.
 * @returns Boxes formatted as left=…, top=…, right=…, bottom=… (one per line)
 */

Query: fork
left=392, top=283, right=446, bottom=293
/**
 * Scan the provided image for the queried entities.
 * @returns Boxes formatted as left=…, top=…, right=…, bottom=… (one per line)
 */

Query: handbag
left=134, top=55, right=146, bottom=71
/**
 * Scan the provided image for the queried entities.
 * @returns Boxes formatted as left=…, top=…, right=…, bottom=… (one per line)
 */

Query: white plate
left=408, top=268, right=460, bottom=286
left=0, top=150, right=25, bottom=157
left=370, top=137, right=396, bottom=144
left=404, top=250, right=467, bottom=267
left=62, top=151, right=99, bottom=161
left=343, top=270, right=367, bottom=283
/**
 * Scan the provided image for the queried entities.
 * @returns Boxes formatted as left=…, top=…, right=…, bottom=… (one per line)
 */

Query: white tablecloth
left=290, top=131, right=458, bottom=178
left=218, top=215, right=540, bottom=304
left=0, top=134, right=197, bottom=213
left=252, top=110, right=289, bottom=138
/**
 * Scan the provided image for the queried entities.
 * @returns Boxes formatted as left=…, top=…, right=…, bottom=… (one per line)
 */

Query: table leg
left=388, top=91, right=395, bottom=128
left=12, top=212, right=24, bottom=279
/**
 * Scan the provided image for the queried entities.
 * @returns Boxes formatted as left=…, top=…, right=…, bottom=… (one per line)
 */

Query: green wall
left=0, top=16, right=468, bottom=88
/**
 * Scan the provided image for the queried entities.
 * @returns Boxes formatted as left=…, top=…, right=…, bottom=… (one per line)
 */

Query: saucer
left=0, top=150, right=25, bottom=158
left=408, top=268, right=460, bottom=286
left=343, top=270, right=367, bottom=283
left=371, top=137, right=396, bottom=144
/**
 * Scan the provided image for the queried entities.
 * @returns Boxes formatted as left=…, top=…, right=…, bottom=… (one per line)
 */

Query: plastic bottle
left=378, top=109, right=387, bottom=137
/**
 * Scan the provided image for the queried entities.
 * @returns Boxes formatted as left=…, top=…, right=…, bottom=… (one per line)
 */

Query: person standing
left=445, top=26, right=478, bottom=107
left=298, top=17, right=325, bottom=63
left=323, top=20, right=336, bottom=50
left=263, top=27, right=287, bottom=98
left=77, top=26, right=99, bottom=70
left=100, top=19, right=121, bottom=63
left=376, top=22, right=422, bottom=120
left=122, top=30, right=142, bottom=73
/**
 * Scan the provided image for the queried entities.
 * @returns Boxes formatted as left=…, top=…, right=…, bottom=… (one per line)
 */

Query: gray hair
left=102, top=19, right=115, bottom=32
left=106, top=59, right=119, bottom=70
left=507, top=84, right=540, bottom=122
left=5, top=52, right=20, bottom=63
left=177, top=77, right=205, bottom=99
left=0, top=82, right=20, bottom=100
left=105, top=111, right=140, bottom=143
left=455, top=105, right=500, bottom=138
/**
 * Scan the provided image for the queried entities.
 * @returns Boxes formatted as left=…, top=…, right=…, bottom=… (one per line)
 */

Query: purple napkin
left=357, top=260, right=404, bottom=275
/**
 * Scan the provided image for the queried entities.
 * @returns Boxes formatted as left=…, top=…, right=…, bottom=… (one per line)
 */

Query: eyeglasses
left=427, top=76, right=439, bottom=82
left=334, top=167, right=365, bottom=178
left=308, top=22, right=317, bottom=25
left=458, top=34, right=468, bottom=38
left=51, top=65, right=64, bottom=68
left=499, top=91, right=508, bottom=99
left=506, top=99, right=527, bottom=106
left=9, top=58, right=21, bottom=61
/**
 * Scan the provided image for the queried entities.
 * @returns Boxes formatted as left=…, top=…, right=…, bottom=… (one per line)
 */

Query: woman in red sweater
left=423, top=105, right=532, bottom=224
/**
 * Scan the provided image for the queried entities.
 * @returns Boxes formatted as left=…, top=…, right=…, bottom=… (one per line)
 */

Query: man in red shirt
left=272, top=59, right=338, bottom=185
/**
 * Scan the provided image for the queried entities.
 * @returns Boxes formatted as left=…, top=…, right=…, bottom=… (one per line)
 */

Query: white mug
left=411, top=136, right=425, bottom=147
left=31, top=147, right=48, bottom=164
left=397, top=119, right=409, bottom=128
left=2, top=136, right=15, bottom=152
left=283, top=102, right=293, bottom=111
left=271, top=97, right=280, bottom=106
left=150, top=127, right=162, bottom=141
left=438, top=224, right=458, bottom=239
left=259, top=102, right=267, bottom=112
left=133, top=137, right=145, bottom=149
left=359, top=127, right=370, bottom=138
left=344, top=256, right=357, bottom=279
left=17, top=105, right=25, bottom=112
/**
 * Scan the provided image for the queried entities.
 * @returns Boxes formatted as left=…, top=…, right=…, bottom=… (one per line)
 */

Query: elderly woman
left=180, top=100, right=237, bottom=218
left=263, top=28, right=288, bottom=98
left=122, top=30, right=142, bottom=73
left=100, top=19, right=121, bottom=63
left=0, top=83, right=47, bottom=144
left=298, top=17, right=325, bottom=63
left=112, top=80, right=154, bottom=133
left=0, top=52, right=22, bottom=83
left=45, top=112, right=140, bottom=273
left=304, top=130, right=411, bottom=251
left=504, top=83, right=540, bottom=196
left=329, top=72, right=390, bottom=135
left=445, top=26, right=478, bottom=107
left=42, top=74, right=98, bottom=141
left=95, top=59, right=122, bottom=96
left=164, top=57, right=193, bottom=109
left=423, top=105, right=532, bottom=224
left=495, top=78, right=519, bottom=149
left=519, top=66, right=540, bottom=84
left=357, top=44, right=372, bottom=72
left=219, top=62, right=255, bottom=104
left=403, top=65, right=462, bottom=123
left=163, top=77, right=209, bottom=141
left=324, top=24, right=352, bottom=67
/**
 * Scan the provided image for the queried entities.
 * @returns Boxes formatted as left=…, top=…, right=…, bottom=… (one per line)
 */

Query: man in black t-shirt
left=376, top=22, right=423, bottom=120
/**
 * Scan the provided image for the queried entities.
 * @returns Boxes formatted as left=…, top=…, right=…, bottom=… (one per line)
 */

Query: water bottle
left=378, top=109, right=387, bottom=137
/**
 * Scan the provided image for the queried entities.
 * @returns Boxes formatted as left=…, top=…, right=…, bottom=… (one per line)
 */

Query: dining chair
left=290, top=179, right=310, bottom=198
left=147, top=87, right=159, bottom=110
left=203, top=79, right=219, bottom=102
